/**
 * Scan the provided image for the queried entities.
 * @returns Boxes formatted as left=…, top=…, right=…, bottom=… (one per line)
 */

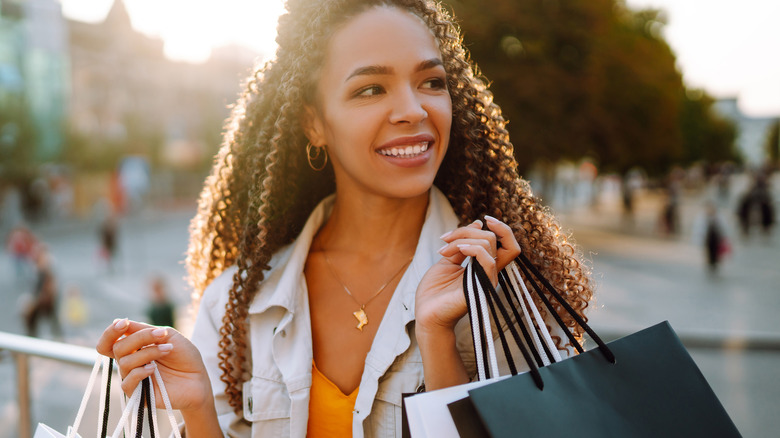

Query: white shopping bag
left=404, top=375, right=511, bottom=438
left=33, top=423, right=81, bottom=438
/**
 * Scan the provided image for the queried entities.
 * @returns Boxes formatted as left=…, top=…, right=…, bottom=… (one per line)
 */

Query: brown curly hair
left=186, top=0, right=594, bottom=412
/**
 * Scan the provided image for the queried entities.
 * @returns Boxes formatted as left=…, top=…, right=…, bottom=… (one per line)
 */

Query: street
left=1, top=182, right=778, bottom=437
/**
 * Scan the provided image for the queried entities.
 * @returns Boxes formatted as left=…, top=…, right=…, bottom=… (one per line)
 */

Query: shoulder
left=197, top=266, right=239, bottom=324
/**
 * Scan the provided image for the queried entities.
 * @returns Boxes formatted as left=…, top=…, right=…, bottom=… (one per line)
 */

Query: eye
left=421, top=77, right=447, bottom=90
left=354, top=85, right=385, bottom=97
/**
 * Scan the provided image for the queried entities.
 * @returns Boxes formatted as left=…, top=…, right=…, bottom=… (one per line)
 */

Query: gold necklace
left=322, top=252, right=413, bottom=331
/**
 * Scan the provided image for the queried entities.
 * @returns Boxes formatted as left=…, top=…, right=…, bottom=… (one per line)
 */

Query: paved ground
left=0, top=176, right=777, bottom=436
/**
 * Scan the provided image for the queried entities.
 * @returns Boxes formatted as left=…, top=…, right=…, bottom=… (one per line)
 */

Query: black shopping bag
left=455, top=321, right=741, bottom=437
left=447, top=252, right=741, bottom=437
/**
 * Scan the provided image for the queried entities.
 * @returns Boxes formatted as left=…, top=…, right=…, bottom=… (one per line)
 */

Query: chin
left=374, top=177, right=436, bottom=201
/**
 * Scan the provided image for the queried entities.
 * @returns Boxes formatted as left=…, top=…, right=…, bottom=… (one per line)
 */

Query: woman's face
left=306, top=6, right=452, bottom=200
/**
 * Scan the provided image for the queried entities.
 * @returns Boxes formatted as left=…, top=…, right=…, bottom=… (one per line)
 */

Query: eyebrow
left=345, top=58, right=444, bottom=82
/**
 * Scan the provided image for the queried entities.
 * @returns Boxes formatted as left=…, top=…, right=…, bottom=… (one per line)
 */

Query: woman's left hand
left=415, top=215, right=521, bottom=335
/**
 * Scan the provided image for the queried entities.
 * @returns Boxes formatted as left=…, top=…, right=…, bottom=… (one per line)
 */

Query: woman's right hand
left=96, top=319, right=213, bottom=413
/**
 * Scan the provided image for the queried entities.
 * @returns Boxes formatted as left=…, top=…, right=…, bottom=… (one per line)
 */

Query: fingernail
left=472, top=219, right=483, bottom=226
left=457, top=244, right=471, bottom=249
left=438, top=244, right=448, bottom=253
left=152, top=328, right=167, bottom=338
left=114, top=319, right=128, bottom=330
left=158, top=343, right=173, bottom=352
left=144, top=363, right=155, bottom=370
left=440, top=231, right=452, bottom=240
left=485, top=215, right=498, bottom=222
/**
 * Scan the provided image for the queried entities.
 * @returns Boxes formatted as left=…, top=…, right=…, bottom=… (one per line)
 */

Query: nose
left=389, top=87, right=428, bottom=125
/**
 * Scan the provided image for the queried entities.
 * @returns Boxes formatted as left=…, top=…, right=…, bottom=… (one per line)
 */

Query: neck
left=314, top=186, right=430, bottom=259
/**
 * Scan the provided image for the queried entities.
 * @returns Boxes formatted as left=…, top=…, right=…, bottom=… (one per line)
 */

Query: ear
left=302, top=104, right=326, bottom=147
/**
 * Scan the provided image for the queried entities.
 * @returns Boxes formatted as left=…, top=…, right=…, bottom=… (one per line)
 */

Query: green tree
left=443, top=0, right=691, bottom=175
left=594, top=7, right=684, bottom=175
left=0, top=103, right=38, bottom=182
left=766, top=120, right=779, bottom=166
left=446, top=0, right=612, bottom=169
left=679, top=90, right=739, bottom=165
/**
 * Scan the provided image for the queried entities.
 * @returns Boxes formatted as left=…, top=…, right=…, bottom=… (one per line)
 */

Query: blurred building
left=0, top=0, right=68, bottom=163
left=67, top=0, right=257, bottom=170
left=714, top=98, right=777, bottom=167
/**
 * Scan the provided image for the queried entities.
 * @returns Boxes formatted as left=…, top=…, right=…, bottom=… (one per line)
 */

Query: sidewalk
left=558, top=187, right=780, bottom=346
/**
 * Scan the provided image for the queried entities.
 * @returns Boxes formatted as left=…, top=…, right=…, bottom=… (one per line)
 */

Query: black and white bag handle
left=464, top=257, right=547, bottom=389
left=68, top=357, right=181, bottom=438
left=464, top=252, right=616, bottom=391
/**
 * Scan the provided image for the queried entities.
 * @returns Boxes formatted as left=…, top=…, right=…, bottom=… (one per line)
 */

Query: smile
left=377, top=142, right=430, bottom=158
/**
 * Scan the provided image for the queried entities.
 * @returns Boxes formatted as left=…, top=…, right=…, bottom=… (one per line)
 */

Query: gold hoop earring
left=306, top=142, right=328, bottom=171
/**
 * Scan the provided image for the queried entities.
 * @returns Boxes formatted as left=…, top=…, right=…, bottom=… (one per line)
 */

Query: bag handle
left=466, top=251, right=615, bottom=391
left=111, top=360, right=182, bottom=438
left=467, top=258, right=545, bottom=390
left=463, top=260, right=498, bottom=380
left=515, top=252, right=615, bottom=364
left=68, top=356, right=113, bottom=438
left=502, top=263, right=560, bottom=365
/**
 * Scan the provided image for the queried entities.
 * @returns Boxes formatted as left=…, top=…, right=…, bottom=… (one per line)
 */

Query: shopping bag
left=462, top=322, right=741, bottom=437
left=34, top=356, right=181, bottom=438
left=449, top=253, right=741, bottom=437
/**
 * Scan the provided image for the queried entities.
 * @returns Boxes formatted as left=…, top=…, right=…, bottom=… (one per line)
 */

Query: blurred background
left=0, top=0, right=777, bottom=436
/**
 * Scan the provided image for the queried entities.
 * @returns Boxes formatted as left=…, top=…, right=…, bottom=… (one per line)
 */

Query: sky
left=60, top=0, right=779, bottom=117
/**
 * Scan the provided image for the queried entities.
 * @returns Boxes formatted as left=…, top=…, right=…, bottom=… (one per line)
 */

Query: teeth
left=380, top=142, right=429, bottom=157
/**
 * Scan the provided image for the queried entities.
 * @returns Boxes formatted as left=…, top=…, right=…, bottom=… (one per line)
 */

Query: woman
left=97, top=1, right=593, bottom=437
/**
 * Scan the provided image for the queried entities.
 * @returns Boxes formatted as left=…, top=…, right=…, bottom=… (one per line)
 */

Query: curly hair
left=186, top=0, right=594, bottom=412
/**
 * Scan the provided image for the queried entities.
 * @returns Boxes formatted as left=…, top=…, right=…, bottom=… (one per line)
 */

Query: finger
left=456, top=244, right=498, bottom=285
left=120, top=364, right=156, bottom=397
left=437, top=245, right=468, bottom=266
left=97, top=319, right=159, bottom=357
left=96, top=318, right=130, bottom=357
left=116, top=343, right=173, bottom=378
left=112, top=326, right=171, bottom=360
left=439, top=219, right=488, bottom=239
left=484, top=215, right=522, bottom=268
left=439, top=238, right=493, bottom=259
left=441, top=225, right=497, bottom=256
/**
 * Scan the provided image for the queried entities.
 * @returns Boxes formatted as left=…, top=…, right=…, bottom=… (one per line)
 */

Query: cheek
left=434, top=99, right=453, bottom=134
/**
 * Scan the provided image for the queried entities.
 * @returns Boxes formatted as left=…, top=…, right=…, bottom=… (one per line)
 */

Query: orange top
left=307, top=361, right=359, bottom=438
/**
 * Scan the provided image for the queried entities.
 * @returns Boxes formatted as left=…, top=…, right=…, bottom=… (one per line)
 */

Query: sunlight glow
left=60, top=0, right=286, bottom=63
left=625, top=0, right=780, bottom=117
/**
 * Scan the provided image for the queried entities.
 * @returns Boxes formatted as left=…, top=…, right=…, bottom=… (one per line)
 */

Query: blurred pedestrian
left=694, top=202, right=730, bottom=276
left=6, top=224, right=37, bottom=285
left=659, top=183, right=680, bottom=236
left=99, top=215, right=118, bottom=273
left=737, top=173, right=776, bottom=239
left=24, top=244, right=63, bottom=339
left=755, top=176, right=775, bottom=237
left=147, top=275, right=175, bottom=328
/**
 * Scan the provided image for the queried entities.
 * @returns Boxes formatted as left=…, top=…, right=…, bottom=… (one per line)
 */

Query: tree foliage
left=0, top=103, right=38, bottom=182
left=444, top=0, right=735, bottom=175
left=679, top=90, right=739, bottom=164
left=766, top=120, right=779, bottom=166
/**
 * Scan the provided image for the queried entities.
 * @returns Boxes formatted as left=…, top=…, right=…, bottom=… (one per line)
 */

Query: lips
left=376, top=134, right=435, bottom=159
